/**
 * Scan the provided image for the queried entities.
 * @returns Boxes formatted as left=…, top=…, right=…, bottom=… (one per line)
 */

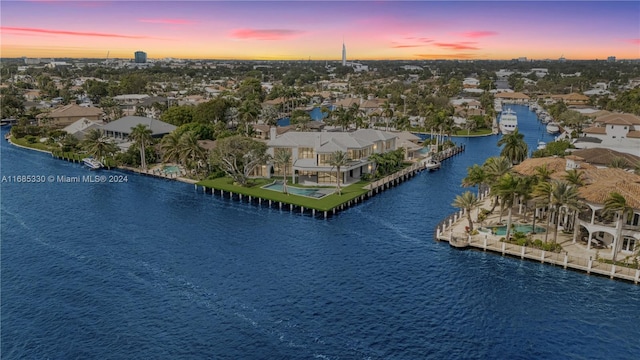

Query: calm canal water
left=2, top=106, right=639, bottom=359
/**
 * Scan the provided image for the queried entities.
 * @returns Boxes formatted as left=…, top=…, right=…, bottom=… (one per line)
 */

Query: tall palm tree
left=550, top=182, right=580, bottom=244
left=179, top=131, right=206, bottom=173
left=497, top=128, right=528, bottom=164
left=533, top=181, right=554, bottom=243
left=129, top=123, right=153, bottom=170
left=160, top=131, right=182, bottom=164
left=382, top=101, right=394, bottom=131
left=563, top=168, right=586, bottom=242
left=483, top=156, right=512, bottom=212
left=492, top=173, right=520, bottom=240
left=329, top=150, right=350, bottom=195
left=452, top=191, right=481, bottom=232
left=273, top=149, right=292, bottom=194
left=603, top=192, right=633, bottom=263
left=462, top=164, right=488, bottom=197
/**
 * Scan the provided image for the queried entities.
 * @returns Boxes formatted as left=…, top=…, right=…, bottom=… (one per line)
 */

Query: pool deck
left=436, top=191, right=640, bottom=284
left=118, top=164, right=198, bottom=184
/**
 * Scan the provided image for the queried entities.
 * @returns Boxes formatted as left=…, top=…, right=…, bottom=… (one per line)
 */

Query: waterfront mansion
left=256, top=128, right=397, bottom=185
left=513, top=156, right=640, bottom=260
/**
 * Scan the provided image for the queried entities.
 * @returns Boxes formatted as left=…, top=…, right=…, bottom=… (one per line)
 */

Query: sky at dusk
left=1, top=1, right=639, bottom=61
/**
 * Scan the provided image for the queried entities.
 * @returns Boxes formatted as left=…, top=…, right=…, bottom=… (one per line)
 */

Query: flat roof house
left=264, top=128, right=397, bottom=186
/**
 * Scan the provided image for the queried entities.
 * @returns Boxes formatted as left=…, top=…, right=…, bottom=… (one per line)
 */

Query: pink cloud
left=392, top=44, right=423, bottom=48
left=416, top=53, right=474, bottom=59
left=434, top=42, right=480, bottom=50
left=458, top=31, right=498, bottom=38
left=230, top=28, right=304, bottom=40
left=138, top=18, right=196, bottom=25
left=1, top=27, right=152, bottom=39
left=628, top=38, right=640, bottom=45
left=404, top=37, right=434, bottom=43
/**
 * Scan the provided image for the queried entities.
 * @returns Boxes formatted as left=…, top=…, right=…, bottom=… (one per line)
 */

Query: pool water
left=480, top=224, right=546, bottom=235
left=163, top=165, right=181, bottom=175
left=262, top=181, right=333, bottom=198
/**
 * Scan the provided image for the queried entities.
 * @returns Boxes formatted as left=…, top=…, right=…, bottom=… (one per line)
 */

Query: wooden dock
left=434, top=200, right=640, bottom=284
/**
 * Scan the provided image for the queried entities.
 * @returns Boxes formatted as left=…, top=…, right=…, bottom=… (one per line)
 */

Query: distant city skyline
left=1, top=1, right=639, bottom=61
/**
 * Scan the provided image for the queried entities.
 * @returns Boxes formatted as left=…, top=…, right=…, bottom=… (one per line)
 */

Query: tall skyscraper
left=342, top=42, right=346, bottom=66
left=134, top=51, right=147, bottom=63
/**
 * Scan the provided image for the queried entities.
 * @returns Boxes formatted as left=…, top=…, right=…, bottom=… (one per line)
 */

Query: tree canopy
left=209, top=135, right=269, bottom=186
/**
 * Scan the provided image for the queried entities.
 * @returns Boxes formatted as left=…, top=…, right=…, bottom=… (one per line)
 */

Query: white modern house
left=262, top=128, right=397, bottom=185
left=578, top=113, right=640, bottom=156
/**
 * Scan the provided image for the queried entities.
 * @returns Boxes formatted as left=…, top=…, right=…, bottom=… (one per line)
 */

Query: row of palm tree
left=458, top=155, right=634, bottom=262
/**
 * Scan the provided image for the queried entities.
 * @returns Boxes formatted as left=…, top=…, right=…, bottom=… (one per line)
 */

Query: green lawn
left=197, top=177, right=371, bottom=212
left=10, top=137, right=55, bottom=152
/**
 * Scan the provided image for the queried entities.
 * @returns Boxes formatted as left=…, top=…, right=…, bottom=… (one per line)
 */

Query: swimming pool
left=163, top=165, right=181, bottom=175
left=261, top=181, right=333, bottom=199
left=479, top=224, right=546, bottom=235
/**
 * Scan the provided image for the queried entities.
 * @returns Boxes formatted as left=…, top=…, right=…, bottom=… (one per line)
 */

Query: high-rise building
left=134, top=51, right=147, bottom=63
left=607, top=56, right=616, bottom=63
left=342, top=42, right=346, bottom=66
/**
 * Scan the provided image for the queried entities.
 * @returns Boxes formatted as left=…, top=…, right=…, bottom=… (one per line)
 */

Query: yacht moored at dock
left=499, top=108, right=518, bottom=134
left=546, top=122, right=560, bottom=134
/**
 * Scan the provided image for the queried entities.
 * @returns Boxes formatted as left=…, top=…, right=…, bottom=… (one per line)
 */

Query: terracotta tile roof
left=583, top=126, right=607, bottom=134
left=578, top=169, right=640, bottom=209
left=36, top=104, right=103, bottom=119
left=571, top=148, right=640, bottom=167
left=627, top=131, right=640, bottom=138
left=594, top=113, right=640, bottom=126
left=495, top=92, right=530, bottom=99
left=562, top=92, right=589, bottom=101
left=514, top=157, right=640, bottom=209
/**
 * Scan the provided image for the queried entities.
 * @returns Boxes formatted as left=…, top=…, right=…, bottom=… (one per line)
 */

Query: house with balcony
left=513, top=156, right=640, bottom=259
left=262, top=128, right=397, bottom=186
left=579, top=113, right=640, bottom=156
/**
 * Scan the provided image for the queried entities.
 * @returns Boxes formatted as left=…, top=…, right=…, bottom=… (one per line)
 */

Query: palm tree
left=82, top=129, right=118, bottom=163
left=497, top=128, right=528, bottom=164
left=563, top=169, right=585, bottom=186
left=452, top=191, right=481, bottom=232
left=492, top=173, right=520, bottom=240
left=129, top=123, right=153, bottom=170
left=483, top=156, right=512, bottom=212
left=603, top=192, right=633, bottom=263
left=382, top=101, right=394, bottom=131
left=273, top=149, right=292, bottom=194
left=533, top=181, right=554, bottom=243
left=329, top=150, right=350, bottom=195
left=462, top=164, right=488, bottom=197
left=534, top=164, right=555, bottom=182
left=160, top=131, right=182, bottom=164
left=550, top=182, right=580, bottom=244
left=179, top=131, right=206, bottom=174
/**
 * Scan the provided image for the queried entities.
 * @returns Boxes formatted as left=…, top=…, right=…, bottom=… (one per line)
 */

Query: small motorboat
left=83, top=157, right=104, bottom=170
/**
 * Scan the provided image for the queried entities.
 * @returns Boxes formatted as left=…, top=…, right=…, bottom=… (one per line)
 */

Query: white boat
left=537, top=141, right=547, bottom=150
left=499, top=108, right=518, bottom=134
left=424, top=159, right=441, bottom=171
left=83, top=157, right=104, bottom=170
left=546, top=122, right=560, bottom=134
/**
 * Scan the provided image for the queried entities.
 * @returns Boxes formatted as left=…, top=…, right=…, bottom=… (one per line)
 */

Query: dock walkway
left=435, top=191, right=640, bottom=284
